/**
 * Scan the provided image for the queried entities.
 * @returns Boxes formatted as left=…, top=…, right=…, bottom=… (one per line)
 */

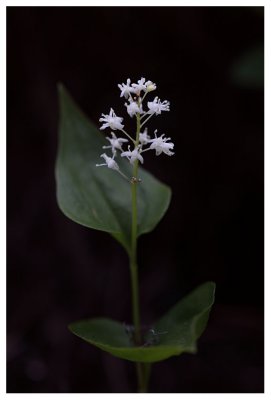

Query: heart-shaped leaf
left=55, top=85, right=171, bottom=254
left=69, top=281, right=216, bottom=363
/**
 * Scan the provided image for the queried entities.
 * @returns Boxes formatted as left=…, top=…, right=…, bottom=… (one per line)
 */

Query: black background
left=7, top=6, right=264, bottom=393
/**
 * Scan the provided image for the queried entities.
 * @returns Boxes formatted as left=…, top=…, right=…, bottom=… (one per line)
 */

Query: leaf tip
left=57, top=82, right=65, bottom=94
left=188, top=345, right=197, bottom=354
left=57, top=83, right=69, bottom=102
left=207, top=280, right=216, bottom=297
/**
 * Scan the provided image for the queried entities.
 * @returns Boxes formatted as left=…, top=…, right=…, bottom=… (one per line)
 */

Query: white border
left=0, top=1, right=268, bottom=6
left=264, top=0, right=270, bottom=397
left=0, top=2, right=6, bottom=398
left=2, top=0, right=269, bottom=399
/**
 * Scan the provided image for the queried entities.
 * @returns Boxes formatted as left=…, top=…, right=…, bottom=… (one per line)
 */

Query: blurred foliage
left=230, top=44, right=264, bottom=88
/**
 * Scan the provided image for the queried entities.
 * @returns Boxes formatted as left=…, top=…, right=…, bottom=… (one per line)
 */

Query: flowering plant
left=96, top=78, right=173, bottom=180
left=55, top=78, right=215, bottom=392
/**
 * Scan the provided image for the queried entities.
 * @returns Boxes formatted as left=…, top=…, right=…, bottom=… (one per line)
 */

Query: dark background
left=7, top=6, right=264, bottom=393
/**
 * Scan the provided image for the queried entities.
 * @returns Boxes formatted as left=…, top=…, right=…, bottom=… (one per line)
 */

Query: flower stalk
left=129, top=112, right=148, bottom=392
left=130, top=112, right=141, bottom=344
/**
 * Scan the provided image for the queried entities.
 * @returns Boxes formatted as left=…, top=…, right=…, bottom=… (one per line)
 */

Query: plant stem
left=129, top=112, right=149, bottom=393
left=130, top=166, right=140, bottom=344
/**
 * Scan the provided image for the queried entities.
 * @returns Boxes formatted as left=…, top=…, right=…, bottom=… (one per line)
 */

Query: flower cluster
left=96, top=77, right=174, bottom=180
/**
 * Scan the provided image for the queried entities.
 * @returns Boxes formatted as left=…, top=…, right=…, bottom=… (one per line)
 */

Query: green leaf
left=230, top=44, right=264, bottom=88
left=69, top=281, right=216, bottom=363
left=55, top=85, right=171, bottom=254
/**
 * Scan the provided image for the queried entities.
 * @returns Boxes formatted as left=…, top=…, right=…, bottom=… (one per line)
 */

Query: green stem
left=129, top=112, right=149, bottom=393
left=130, top=168, right=140, bottom=343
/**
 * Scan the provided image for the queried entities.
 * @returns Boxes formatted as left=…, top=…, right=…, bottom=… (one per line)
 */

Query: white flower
left=132, top=78, right=157, bottom=94
left=149, top=131, right=174, bottom=156
left=118, top=78, right=135, bottom=99
left=97, top=78, right=174, bottom=179
left=145, top=80, right=157, bottom=92
left=103, top=132, right=128, bottom=154
left=99, top=108, right=124, bottom=131
left=132, top=77, right=147, bottom=94
left=139, top=128, right=151, bottom=145
left=96, top=153, right=120, bottom=170
left=121, top=146, right=144, bottom=164
left=147, top=97, right=170, bottom=115
left=125, top=99, right=143, bottom=117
